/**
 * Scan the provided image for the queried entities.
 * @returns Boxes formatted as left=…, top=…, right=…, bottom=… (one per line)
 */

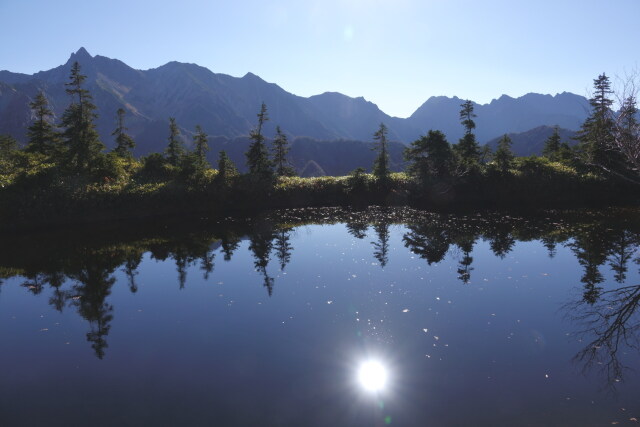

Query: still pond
left=1, top=208, right=639, bottom=426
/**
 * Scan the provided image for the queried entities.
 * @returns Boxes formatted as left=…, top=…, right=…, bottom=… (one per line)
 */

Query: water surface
left=1, top=208, right=639, bottom=426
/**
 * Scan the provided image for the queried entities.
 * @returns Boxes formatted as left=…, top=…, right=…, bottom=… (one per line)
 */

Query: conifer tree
left=0, top=134, right=18, bottom=173
left=193, top=125, right=209, bottom=169
left=26, top=92, right=59, bottom=157
left=112, top=108, right=135, bottom=158
left=60, top=62, right=104, bottom=171
left=246, top=103, right=273, bottom=178
left=165, top=117, right=184, bottom=166
left=542, top=126, right=562, bottom=160
left=453, top=100, right=481, bottom=166
left=216, top=150, right=238, bottom=185
left=272, top=126, right=295, bottom=176
left=404, top=130, right=454, bottom=180
left=576, top=73, right=618, bottom=168
left=372, top=123, right=390, bottom=181
left=493, top=134, right=514, bottom=174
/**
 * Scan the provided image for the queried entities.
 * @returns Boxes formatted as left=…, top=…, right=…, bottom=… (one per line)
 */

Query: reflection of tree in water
left=484, top=224, right=515, bottom=259
left=69, top=262, right=117, bottom=360
left=123, top=254, right=142, bottom=293
left=453, top=236, right=475, bottom=284
left=403, top=222, right=450, bottom=265
left=567, top=283, right=640, bottom=390
left=273, top=228, right=293, bottom=271
left=608, top=230, right=638, bottom=284
left=221, top=233, right=241, bottom=261
left=371, top=222, right=390, bottom=268
left=200, top=248, right=216, bottom=281
left=46, top=272, right=68, bottom=312
left=174, top=249, right=193, bottom=290
left=346, top=222, right=368, bottom=240
left=2, top=209, right=640, bottom=363
left=567, top=229, right=612, bottom=305
left=248, top=224, right=276, bottom=296
left=21, top=273, right=46, bottom=295
left=540, top=235, right=560, bottom=258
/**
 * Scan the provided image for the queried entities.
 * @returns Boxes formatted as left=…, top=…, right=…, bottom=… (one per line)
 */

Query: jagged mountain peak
left=67, top=47, right=93, bottom=63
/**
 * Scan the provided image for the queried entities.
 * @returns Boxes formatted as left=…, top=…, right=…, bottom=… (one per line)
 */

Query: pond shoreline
left=1, top=172, right=638, bottom=233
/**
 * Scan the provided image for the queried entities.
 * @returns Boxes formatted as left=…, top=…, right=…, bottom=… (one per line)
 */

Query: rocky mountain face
left=0, top=48, right=596, bottom=173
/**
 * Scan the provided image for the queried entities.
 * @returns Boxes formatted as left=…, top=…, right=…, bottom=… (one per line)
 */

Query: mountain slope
left=485, top=126, right=577, bottom=157
left=408, top=93, right=590, bottom=143
left=0, top=48, right=595, bottom=159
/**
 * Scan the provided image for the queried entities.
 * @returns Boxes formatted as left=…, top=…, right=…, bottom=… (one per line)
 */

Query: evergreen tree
left=460, top=100, right=476, bottom=134
left=60, top=62, right=105, bottom=171
left=0, top=134, right=18, bottom=174
left=404, top=130, right=454, bottom=181
left=215, top=150, right=238, bottom=185
left=453, top=100, right=481, bottom=166
left=272, top=125, right=295, bottom=176
left=179, top=125, right=209, bottom=180
left=26, top=92, right=59, bottom=157
left=193, top=125, right=209, bottom=169
left=493, top=134, right=514, bottom=174
left=480, top=144, right=493, bottom=164
left=372, top=123, right=390, bottom=181
left=542, top=126, right=562, bottom=160
left=246, top=103, right=273, bottom=178
left=576, top=73, right=618, bottom=168
left=111, top=108, right=135, bottom=158
left=165, top=117, right=184, bottom=166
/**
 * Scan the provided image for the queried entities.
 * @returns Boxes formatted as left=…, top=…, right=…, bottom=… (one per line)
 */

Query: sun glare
left=358, top=360, right=388, bottom=392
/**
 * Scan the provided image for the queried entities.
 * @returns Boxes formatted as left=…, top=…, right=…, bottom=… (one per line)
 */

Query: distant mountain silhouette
left=408, top=93, right=590, bottom=143
left=485, top=126, right=577, bottom=157
left=0, top=47, right=596, bottom=173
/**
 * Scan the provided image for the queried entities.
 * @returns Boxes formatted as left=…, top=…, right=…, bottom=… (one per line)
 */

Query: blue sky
left=1, top=0, right=638, bottom=118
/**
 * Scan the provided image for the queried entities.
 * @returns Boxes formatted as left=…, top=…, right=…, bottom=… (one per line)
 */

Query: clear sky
left=1, top=0, right=639, bottom=118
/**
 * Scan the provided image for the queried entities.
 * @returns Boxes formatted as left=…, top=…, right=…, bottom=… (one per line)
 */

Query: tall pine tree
left=576, top=73, right=619, bottom=169
left=26, top=92, right=60, bottom=157
left=246, top=103, right=273, bottom=178
left=112, top=108, right=135, bottom=158
left=215, top=150, right=238, bottom=185
left=372, top=123, right=390, bottom=181
left=542, top=126, right=562, bottom=160
left=193, top=125, right=209, bottom=170
left=453, top=100, right=481, bottom=166
left=272, top=126, right=295, bottom=176
left=493, top=134, right=514, bottom=174
left=60, top=62, right=104, bottom=171
left=165, top=117, right=184, bottom=166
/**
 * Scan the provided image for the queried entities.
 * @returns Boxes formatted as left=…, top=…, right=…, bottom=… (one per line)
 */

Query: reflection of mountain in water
left=0, top=208, right=638, bottom=378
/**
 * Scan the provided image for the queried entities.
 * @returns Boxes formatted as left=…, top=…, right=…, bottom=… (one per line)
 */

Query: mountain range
left=0, top=48, right=593, bottom=174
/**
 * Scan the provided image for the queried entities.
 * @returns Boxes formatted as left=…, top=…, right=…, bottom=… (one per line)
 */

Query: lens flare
left=358, top=360, right=387, bottom=392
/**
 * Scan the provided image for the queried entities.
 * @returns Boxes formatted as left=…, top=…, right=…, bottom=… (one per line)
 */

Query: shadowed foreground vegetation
left=0, top=158, right=635, bottom=231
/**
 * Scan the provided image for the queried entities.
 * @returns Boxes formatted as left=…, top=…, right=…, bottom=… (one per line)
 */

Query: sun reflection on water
left=357, top=360, right=388, bottom=392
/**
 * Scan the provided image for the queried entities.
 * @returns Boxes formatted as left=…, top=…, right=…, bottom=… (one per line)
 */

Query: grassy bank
left=1, top=155, right=637, bottom=232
